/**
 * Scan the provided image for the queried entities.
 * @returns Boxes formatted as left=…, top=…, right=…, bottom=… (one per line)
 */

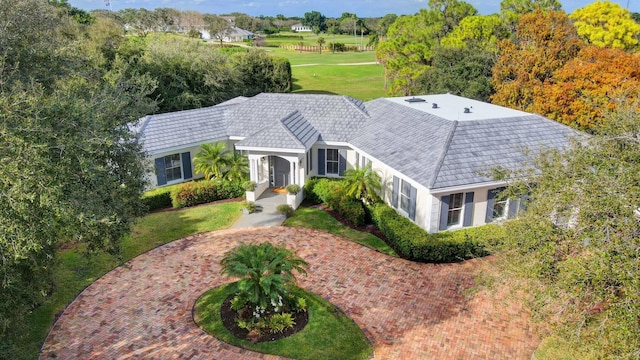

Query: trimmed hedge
left=369, top=203, right=502, bottom=263
left=171, top=179, right=244, bottom=208
left=303, top=178, right=322, bottom=204
left=339, top=199, right=366, bottom=227
left=142, top=188, right=172, bottom=211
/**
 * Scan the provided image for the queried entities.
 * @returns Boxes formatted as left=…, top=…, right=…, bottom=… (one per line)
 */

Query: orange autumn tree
left=491, top=9, right=582, bottom=111
left=532, top=46, right=640, bottom=130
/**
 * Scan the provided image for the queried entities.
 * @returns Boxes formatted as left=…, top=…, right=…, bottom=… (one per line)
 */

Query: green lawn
left=263, top=32, right=366, bottom=47
left=266, top=48, right=386, bottom=101
left=194, top=283, right=373, bottom=360
left=22, top=201, right=242, bottom=360
left=283, top=205, right=398, bottom=257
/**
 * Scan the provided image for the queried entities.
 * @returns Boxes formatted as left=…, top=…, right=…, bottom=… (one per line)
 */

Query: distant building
left=200, top=26, right=254, bottom=42
left=291, top=23, right=312, bottom=32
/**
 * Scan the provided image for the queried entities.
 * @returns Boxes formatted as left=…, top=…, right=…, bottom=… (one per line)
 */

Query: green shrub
left=337, top=199, right=366, bottom=226
left=243, top=201, right=257, bottom=214
left=243, top=180, right=257, bottom=191
left=369, top=203, right=499, bottom=263
left=313, top=179, right=345, bottom=210
left=267, top=313, right=295, bottom=334
left=141, top=187, right=172, bottom=211
left=171, top=179, right=244, bottom=208
left=276, top=204, right=294, bottom=218
left=329, top=42, right=346, bottom=52
left=286, top=184, right=300, bottom=195
left=303, top=178, right=322, bottom=204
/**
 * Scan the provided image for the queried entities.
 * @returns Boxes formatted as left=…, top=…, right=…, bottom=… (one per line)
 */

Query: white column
left=289, top=160, right=295, bottom=186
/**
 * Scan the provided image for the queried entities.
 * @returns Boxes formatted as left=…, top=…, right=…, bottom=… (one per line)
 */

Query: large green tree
left=1, top=1, right=156, bottom=355
left=376, top=0, right=477, bottom=95
left=493, top=101, right=640, bottom=358
left=420, top=44, right=496, bottom=101
left=303, top=10, right=326, bottom=32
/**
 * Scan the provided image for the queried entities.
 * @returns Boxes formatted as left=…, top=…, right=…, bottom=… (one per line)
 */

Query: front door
left=271, top=156, right=290, bottom=188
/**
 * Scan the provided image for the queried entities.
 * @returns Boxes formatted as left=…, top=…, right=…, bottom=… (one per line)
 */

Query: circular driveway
left=41, top=227, right=538, bottom=359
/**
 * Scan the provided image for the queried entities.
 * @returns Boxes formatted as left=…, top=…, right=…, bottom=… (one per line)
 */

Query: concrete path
left=40, top=227, right=539, bottom=360
left=231, top=190, right=287, bottom=229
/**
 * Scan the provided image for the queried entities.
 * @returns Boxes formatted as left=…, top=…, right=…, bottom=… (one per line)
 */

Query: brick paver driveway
left=41, top=227, right=538, bottom=359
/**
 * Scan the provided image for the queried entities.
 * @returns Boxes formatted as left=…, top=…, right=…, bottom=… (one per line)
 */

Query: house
left=136, top=93, right=579, bottom=233
left=201, top=26, right=254, bottom=42
left=291, top=23, right=313, bottom=32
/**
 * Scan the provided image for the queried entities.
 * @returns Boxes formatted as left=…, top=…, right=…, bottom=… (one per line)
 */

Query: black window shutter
left=463, top=192, right=474, bottom=227
left=317, top=149, right=325, bottom=175
left=392, top=176, right=399, bottom=208
left=181, top=152, right=192, bottom=179
left=485, top=189, right=497, bottom=223
left=439, top=195, right=450, bottom=230
left=338, top=149, right=347, bottom=176
left=155, top=157, right=167, bottom=186
left=408, top=185, right=417, bottom=221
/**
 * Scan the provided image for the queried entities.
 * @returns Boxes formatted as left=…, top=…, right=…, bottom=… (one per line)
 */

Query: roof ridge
left=428, top=120, right=459, bottom=188
left=138, top=115, right=151, bottom=135
left=279, top=110, right=306, bottom=147
left=342, top=95, right=370, bottom=117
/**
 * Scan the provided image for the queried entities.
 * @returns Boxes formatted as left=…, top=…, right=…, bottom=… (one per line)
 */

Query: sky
left=69, top=0, right=639, bottom=18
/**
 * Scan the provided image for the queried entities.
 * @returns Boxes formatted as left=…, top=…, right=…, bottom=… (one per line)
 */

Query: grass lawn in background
left=262, top=32, right=367, bottom=47
left=194, top=283, right=373, bottom=360
left=291, top=63, right=385, bottom=101
left=283, top=205, right=397, bottom=257
left=268, top=48, right=377, bottom=66
left=22, top=201, right=242, bottom=360
left=266, top=46, right=386, bottom=100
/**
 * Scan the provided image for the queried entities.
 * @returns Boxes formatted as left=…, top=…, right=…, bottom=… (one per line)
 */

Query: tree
left=500, top=0, right=563, bottom=30
left=220, top=242, right=307, bottom=312
left=375, top=10, right=442, bottom=95
left=492, top=100, right=640, bottom=358
left=224, top=151, right=249, bottom=182
left=376, top=0, right=477, bottom=95
left=1, top=3, right=156, bottom=355
left=303, top=10, right=326, bottom=32
left=569, top=1, right=640, bottom=50
left=316, top=36, right=325, bottom=54
left=531, top=46, right=640, bottom=130
left=205, top=14, right=232, bottom=45
left=193, top=142, right=230, bottom=180
left=491, top=9, right=582, bottom=112
left=441, top=14, right=507, bottom=52
left=420, top=44, right=496, bottom=101
left=342, top=163, right=382, bottom=203
left=378, top=13, right=398, bottom=37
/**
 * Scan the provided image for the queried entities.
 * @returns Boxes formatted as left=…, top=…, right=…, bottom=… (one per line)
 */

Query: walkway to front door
left=231, top=189, right=287, bottom=229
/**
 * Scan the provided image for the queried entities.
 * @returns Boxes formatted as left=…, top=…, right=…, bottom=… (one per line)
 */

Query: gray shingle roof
left=430, top=115, right=580, bottom=189
left=226, top=93, right=369, bottom=142
left=137, top=93, right=580, bottom=191
left=350, top=99, right=454, bottom=188
left=137, top=105, right=230, bottom=154
left=236, top=111, right=319, bottom=150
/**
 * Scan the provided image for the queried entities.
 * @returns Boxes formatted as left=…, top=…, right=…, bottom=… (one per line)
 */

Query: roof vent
left=432, top=103, right=438, bottom=109
left=463, top=107, right=471, bottom=114
left=405, top=97, right=426, bottom=103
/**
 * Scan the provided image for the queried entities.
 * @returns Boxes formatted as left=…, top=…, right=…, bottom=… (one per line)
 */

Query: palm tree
left=220, top=242, right=307, bottom=311
left=316, top=36, right=325, bottom=54
left=193, top=142, right=230, bottom=180
left=342, top=162, right=382, bottom=203
left=225, top=151, right=249, bottom=182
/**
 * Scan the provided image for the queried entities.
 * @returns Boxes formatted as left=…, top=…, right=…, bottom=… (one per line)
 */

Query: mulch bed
left=312, top=204, right=389, bottom=242
left=220, top=293, right=309, bottom=343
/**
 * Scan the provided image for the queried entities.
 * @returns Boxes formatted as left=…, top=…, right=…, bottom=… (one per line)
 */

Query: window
left=400, top=180, right=411, bottom=213
left=164, top=154, right=182, bottom=182
left=492, top=198, right=508, bottom=220
left=447, top=192, right=464, bottom=227
left=487, top=187, right=508, bottom=222
left=326, top=149, right=339, bottom=174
